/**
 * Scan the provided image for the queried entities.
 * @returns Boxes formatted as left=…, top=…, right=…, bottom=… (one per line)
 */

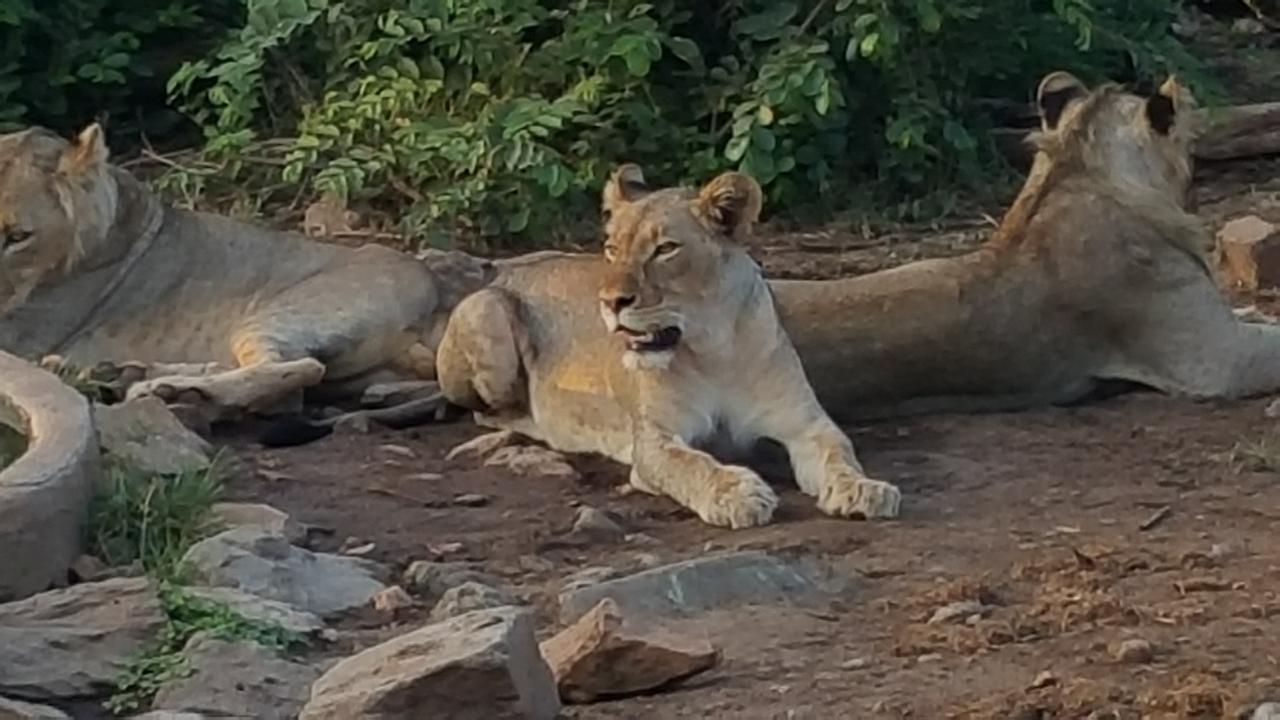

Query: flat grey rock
left=0, top=578, right=166, bottom=701
left=93, top=397, right=211, bottom=476
left=182, top=527, right=387, bottom=619
left=0, top=695, right=71, bottom=719
left=558, top=551, right=838, bottom=623
left=182, top=586, right=325, bottom=636
left=151, top=633, right=319, bottom=720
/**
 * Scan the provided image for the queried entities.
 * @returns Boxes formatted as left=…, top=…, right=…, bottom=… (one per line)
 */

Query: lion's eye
left=653, top=241, right=681, bottom=258
left=2, top=228, right=32, bottom=250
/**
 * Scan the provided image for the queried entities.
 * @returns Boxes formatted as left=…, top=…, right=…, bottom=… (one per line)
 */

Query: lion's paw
left=125, top=377, right=212, bottom=405
left=700, top=466, right=779, bottom=529
left=818, top=473, right=901, bottom=520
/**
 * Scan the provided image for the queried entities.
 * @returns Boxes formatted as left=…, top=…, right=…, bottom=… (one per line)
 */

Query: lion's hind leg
left=436, top=287, right=527, bottom=414
left=126, top=357, right=326, bottom=414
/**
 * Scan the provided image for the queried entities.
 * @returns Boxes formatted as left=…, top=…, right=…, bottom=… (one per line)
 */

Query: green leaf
left=756, top=105, right=774, bottom=126
left=859, top=33, right=879, bottom=57
left=665, top=37, right=704, bottom=73
left=725, top=134, right=750, bottom=162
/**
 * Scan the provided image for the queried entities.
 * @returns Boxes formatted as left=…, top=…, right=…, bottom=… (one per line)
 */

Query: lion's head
left=0, top=123, right=120, bottom=313
left=596, top=165, right=764, bottom=369
left=1030, top=70, right=1197, bottom=205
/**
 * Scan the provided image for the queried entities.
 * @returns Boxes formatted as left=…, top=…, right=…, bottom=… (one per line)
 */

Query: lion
left=436, top=167, right=902, bottom=528
left=768, top=70, right=1280, bottom=419
left=0, top=124, right=495, bottom=425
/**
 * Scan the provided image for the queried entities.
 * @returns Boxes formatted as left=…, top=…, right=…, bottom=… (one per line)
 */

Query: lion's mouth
left=616, top=325, right=682, bottom=352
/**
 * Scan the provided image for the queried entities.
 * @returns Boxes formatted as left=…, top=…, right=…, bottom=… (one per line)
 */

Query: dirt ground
left=200, top=150, right=1280, bottom=720
left=195, top=15, right=1280, bottom=720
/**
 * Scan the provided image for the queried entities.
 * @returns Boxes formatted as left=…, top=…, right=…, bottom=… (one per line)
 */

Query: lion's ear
left=1146, top=75, right=1186, bottom=136
left=59, top=123, right=109, bottom=177
left=696, top=171, right=763, bottom=241
left=1036, top=71, right=1087, bottom=131
left=602, top=163, right=649, bottom=217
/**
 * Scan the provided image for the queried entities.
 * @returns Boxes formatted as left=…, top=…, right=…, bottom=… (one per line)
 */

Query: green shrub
left=159, top=0, right=1212, bottom=247
left=0, top=1, right=1213, bottom=244
left=0, top=0, right=240, bottom=137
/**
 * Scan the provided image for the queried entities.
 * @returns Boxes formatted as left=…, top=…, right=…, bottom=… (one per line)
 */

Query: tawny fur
left=437, top=169, right=901, bottom=529
left=0, top=125, right=495, bottom=416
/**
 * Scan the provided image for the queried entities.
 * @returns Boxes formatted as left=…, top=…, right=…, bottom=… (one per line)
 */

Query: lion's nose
left=600, top=291, right=636, bottom=314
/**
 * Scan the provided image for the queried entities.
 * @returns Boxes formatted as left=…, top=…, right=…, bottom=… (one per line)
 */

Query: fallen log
left=992, top=100, right=1280, bottom=167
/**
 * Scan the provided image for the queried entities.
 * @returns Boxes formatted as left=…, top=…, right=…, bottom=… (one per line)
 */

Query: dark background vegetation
left=0, top=0, right=1236, bottom=248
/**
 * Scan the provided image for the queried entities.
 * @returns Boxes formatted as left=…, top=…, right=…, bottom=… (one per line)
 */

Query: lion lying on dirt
left=0, top=124, right=494, bottom=422
left=437, top=167, right=902, bottom=528
left=771, top=71, right=1280, bottom=419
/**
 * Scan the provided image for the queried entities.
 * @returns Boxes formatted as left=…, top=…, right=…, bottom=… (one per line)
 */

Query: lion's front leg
left=631, top=425, right=778, bottom=529
left=780, top=416, right=901, bottom=521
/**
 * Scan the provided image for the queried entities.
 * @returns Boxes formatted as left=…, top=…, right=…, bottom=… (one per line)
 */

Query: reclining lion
left=438, top=71, right=1280, bottom=526
left=773, top=70, right=1280, bottom=418
left=437, top=168, right=902, bottom=528
left=0, top=124, right=494, bottom=421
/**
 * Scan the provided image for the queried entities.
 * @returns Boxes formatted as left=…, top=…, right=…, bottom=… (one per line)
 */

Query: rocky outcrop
left=0, top=352, right=102, bottom=601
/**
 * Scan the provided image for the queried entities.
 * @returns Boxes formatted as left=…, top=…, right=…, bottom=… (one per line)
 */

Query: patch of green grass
left=106, top=585, right=306, bottom=715
left=85, top=458, right=225, bottom=581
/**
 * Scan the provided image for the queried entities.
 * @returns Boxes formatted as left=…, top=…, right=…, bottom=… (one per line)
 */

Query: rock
left=927, top=600, right=990, bottom=625
left=128, top=713, right=207, bottom=720
left=182, top=586, right=325, bottom=637
left=446, top=430, right=518, bottom=462
left=1112, top=638, right=1154, bottom=664
left=486, top=445, right=578, bottom=479
left=68, top=554, right=109, bottom=583
left=429, top=582, right=518, bottom=621
left=182, top=528, right=388, bottom=619
left=0, top=351, right=103, bottom=601
left=1232, top=17, right=1268, bottom=34
left=372, top=586, right=415, bottom=614
left=151, top=633, right=319, bottom=720
left=300, top=607, right=560, bottom=720
left=403, top=561, right=504, bottom=599
left=454, top=493, right=490, bottom=507
left=379, top=444, right=416, bottom=459
left=0, top=696, right=70, bottom=719
left=1253, top=703, right=1280, bottom=720
left=1216, top=215, right=1280, bottom=292
left=571, top=507, right=626, bottom=541
left=1029, top=670, right=1058, bottom=689
left=540, top=598, right=719, bottom=703
left=361, top=381, right=440, bottom=408
left=0, top=577, right=166, bottom=700
left=209, top=502, right=304, bottom=543
left=92, top=397, right=212, bottom=475
left=557, top=551, right=838, bottom=623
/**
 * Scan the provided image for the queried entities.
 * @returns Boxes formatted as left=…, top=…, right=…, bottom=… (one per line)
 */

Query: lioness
left=437, top=168, right=902, bottom=528
left=0, top=124, right=493, bottom=419
left=771, top=71, right=1280, bottom=418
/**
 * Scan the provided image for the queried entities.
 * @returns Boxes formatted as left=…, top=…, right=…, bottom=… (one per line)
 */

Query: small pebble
left=928, top=600, right=989, bottom=625
left=840, top=658, right=869, bottom=670
left=379, top=443, right=416, bottom=459
left=571, top=506, right=626, bottom=540
left=453, top=493, right=490, bottom=507
left=1029, top=670, right=1057, bottom=689
left=1113, top=638, right=1154, bottom=664
left=372, top=585, right=414, bottom=613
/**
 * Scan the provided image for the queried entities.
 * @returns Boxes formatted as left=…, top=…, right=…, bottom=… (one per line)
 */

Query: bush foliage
left=2, top=0, right=1211, bottom=245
